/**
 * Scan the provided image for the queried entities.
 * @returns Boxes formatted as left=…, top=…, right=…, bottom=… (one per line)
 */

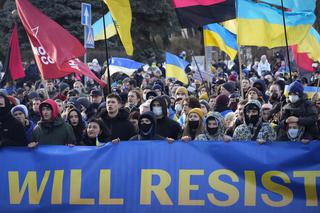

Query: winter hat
left=244, top=100, right=262, bottom=112
left=188, top=108, right=204, bottom=121
left=11, top=104, right=29, bottom=118
left=28, top=91, right=39, bottom=100
left=67, top=98, right=81, bottom=111
left=175, top=86, right=188, bottom=96
left=215, top=95, right=230, bottom=107
left=59, top=82, right=69, bottom=92
left=146, top=90, right=158, bottom=100
left=199, top=92, right=209, bottom=101
left=222, top=82, right=236, bottom=93
left=152, top=84, right=163, bottom=92
left=77, top=97, right=91, bottom=109
left=200, top=100, right=210, bottom=111
left=228, top=74, right=237, bottom=82
left=288, top=80, right=304, bottom=97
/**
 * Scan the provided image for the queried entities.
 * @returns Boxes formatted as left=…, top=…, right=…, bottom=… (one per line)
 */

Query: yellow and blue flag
left=165, top=52, right=189, bottom=85
left=237, top=0, right=315, bottom=48
left=203, top=23, right=238, bottom=60
left=297, top=28, right=320, bottom=62
left=259, top=0, right=316, bottom=12
left=284, top=85, right=319, bottom=99
left=103, top=0, right=133, bottom=56
left=109, top=57, right=144, bottom=76
left=92, top=12, right=117, bottom=41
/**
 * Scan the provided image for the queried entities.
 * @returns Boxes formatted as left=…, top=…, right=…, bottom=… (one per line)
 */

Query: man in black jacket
left=150, top=96, right=182, bottom=140
left=99, top=94, right=136, bottom=140
left=0, top=93, right=28, bottom=147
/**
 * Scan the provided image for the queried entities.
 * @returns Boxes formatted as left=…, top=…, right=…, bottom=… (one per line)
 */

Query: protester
left=67, top=109, right=86, bottom=145
left=11, top=104, right=36, bottom=144
left=233, top=100, right=276, bottom=143
left=83, top=118, right=111, bottom=146
left=29, top=99, right=76, bottom=146
left=98, top=94, right=136, bottom=140
left=181, top=108, right=204, bottom=141
left=0, top=94, right=28, bottom=146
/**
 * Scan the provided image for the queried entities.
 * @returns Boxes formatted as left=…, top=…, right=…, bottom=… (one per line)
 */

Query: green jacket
left=32, top=116, right=76, bottom=145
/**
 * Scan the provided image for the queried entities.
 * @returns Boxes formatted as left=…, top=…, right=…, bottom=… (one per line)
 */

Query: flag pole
left=181, top=29, right=205, bottom=83
left=280, top=0, right=293, bottom=83
left=101, top=2, right=112, bottom=95
left=238, top=45, right=244, bottom=99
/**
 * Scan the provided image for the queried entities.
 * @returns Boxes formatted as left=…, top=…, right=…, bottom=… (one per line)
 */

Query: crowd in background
left=1, top=51, right=320, bottom=147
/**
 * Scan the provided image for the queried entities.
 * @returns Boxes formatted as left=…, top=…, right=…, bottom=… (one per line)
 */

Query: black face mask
left=247, top=114, right=260, bottom=125
left=270, top=93, right=279, bottom=101
left=189, top=120, right=199, bottom=130
left=140, top=123, right=153, bottom=135
left=207, top=127, right=218, bottom=135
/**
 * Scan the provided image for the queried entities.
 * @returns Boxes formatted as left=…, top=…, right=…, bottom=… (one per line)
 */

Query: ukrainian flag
left=203, top=24, right=238, bottom=60
left=165, top=52, right=189, bottom=85
left=109, top=57, right=144, bottom=76
left=103, top=0, right=133, bottom=56
left=259, top=0, right=316, bottom=12
left=237, top=0, right=315, bottom=48
left=93, top=12, right=116, bottom=41
left=297, top=28, right=320, bottom=62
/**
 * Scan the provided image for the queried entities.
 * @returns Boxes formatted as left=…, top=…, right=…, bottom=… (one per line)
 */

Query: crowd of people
left=1, top=52, right=320, bottom=147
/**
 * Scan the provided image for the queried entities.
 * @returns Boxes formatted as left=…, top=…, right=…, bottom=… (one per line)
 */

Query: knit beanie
left=244, top=100, right=262, bottom=112
left=200, top=100, right=210, bottom=111
left=175, top=86, right=188, bottom=96
left=222, top=82, right=235, bottom=93
left=215, top=94, right=230, bottom=107
left=11, top=104, right=29, bottom=118
left=59, top=82, right=69, bottom=92
left=77, top=97, right=91, bottom=109
left=199, top=92, right=209, bottom=101
left=188, top=108, right=204, bottom=121
left=288, top=80, right=304, bottom=97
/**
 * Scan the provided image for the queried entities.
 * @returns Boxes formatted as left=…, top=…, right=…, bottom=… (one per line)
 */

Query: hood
left=205, top=112, right=225, bottom=136
left=243, top=100, right=261, bottom=125
left=39, top=99, right=59, bottom=121
left=0, top=93, right=13, bottom=119
left=253, top=79, right=267, bottom=93
left=138, top=111, right=157, bottom=136
left=150, top=96, right=167, bottom=118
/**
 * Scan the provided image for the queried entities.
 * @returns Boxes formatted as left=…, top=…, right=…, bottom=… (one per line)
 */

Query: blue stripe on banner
left=259, top=0, right=316, bottom=12
left=93, top=12, right=114, bottom=36
left=0, top=141, right=320, bottom=212
left=237, top=0, right=315, bottom=26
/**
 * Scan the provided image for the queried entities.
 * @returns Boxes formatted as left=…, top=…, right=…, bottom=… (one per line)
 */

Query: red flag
left=0, top=24, right=25, bottom=87
left=291, top=45, right=314, bottom=72
left=171, top=0, right=235, bottom=28
left=15, top=0, right=106, bottom=87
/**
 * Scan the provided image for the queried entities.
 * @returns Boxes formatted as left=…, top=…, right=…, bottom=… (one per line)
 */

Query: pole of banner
left=101, top=2, right=112, bottom=95
left=238, top=45, right=244, bottom=99
left=83, top=48, right=88, bottom=88
left=205, top=46, right=212, bottom=95
left=181, top=29, right=205, bottom=83
left=280, top=0, right=293, bottom=83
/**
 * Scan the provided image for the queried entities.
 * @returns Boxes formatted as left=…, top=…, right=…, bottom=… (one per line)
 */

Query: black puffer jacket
left=150, top=96, right=182, bottom=139
left=99, top=108, right=136, bottom=140
left=0, top=94, right=28, bottom=146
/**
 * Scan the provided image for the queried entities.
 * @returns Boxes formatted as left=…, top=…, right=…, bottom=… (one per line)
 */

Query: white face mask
left=289, top=95, right=299, bottom=103
left=175, top=104, right=182, bottom=113
left=288, top=128, right=299, bottom=139
left=153, top=106, right=162, bottom=117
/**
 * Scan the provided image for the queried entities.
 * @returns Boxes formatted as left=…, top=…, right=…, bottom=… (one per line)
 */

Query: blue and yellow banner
left=1, top=141, right=320, bottom=212
left=93, top=12, right=117, bottom=41
left=108, top=57, right=144, bottom=76
left=237, top=0, right=315, bottom=48
left=284, top=85, right=320, bottom=99
left=165, top=52, right=189, bottom=85
left=297, top=28, right=320, bottom=62
left=203, top=23, right=238, bottom=60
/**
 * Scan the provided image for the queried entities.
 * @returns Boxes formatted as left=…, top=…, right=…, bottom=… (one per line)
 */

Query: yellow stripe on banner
left=204, top=30, right=237, bottom=60
left=237, top=18, right=311, bottom=48
left=222, top=19, right=238, bottom=35
left=166, top=64, right=188, bottom=85
left=94, top=25, right=117, bottom=41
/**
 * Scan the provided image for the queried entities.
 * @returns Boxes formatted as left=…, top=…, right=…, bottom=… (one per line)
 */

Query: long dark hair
left=83, top=118, right=111, bottom=145
left=67, top=109, right=86, bottom=144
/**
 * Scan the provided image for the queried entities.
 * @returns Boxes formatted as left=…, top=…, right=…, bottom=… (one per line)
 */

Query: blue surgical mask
left=288, top=128, right=299, bottom=139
